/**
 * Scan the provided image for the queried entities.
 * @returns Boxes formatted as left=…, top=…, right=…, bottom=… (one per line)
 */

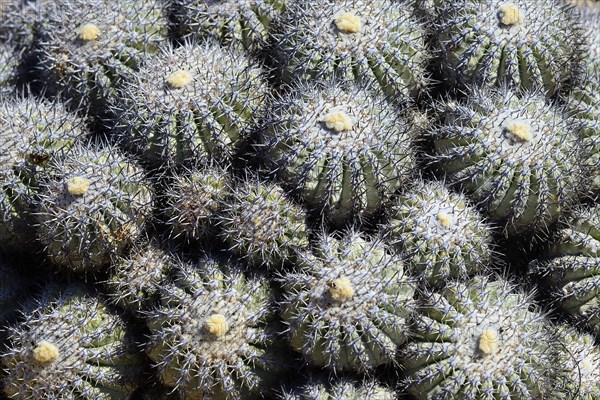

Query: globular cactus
left=429, top=86, right=585, bottom=234
left=279, top=231, right=416, bottom=372
left=34, top=0, right=167, bottom=114
left=259, top=81, right=416, bottom=227
left=162, top=164, right=232, bottom=242
left=170, top=0, right=288, bottom=53
left=217, top=177, right=309, bottom=268
left=2, top=284, right=146, bottom=399
left=401, top=275, right=555, bottom=399
left=272, top=0, right=429, bottom=100
left=145, top=255, right=284, bottom=400
left=529, top=204, right=600, bottom=335
left=35, top=145, right=154, bottom=273
left=280, top=376, right=396, bottom=400
left=110, top=41, right=269, bottom=168
left=381, top=179, right=493, bottom=286
left=432, top=0, right=585, bottom=96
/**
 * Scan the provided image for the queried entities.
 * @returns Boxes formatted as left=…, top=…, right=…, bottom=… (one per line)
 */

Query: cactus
left=381, top=179, right=493, bottom=286
left=170, top=0, right=288, bottom=53
left=217, top=177, right=309, bottom=268
left=35, top=145, right=154, bottom=273
left=34, top=0, right=168, bottom=114
left=272, top=0, right=429, bottom=100
left=432, top=0, right=584, bottom=96
left=280, top=376, right=396, bottom=400
left=529, top=204, right=600, bottom=335
left=401, top=275, right=556, bottom=399
left=2, top=284, right=146, bottom=399
left=110, top=41, right=269, bottom=168
left=279, top=231, right=416, bottom=372
left=579, top=5, right=600, bottom=71
left=429, top=86, right=585, bottom=234
left=0, top=43, right=19, bottom=94
left=259, top=81, right=416, bottom=226
left=145, top=255, right=284, bottom=400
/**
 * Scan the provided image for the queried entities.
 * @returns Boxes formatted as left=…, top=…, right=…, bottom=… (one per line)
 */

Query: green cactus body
left=433, top=0, right=584, bottom=96
left=35, top=0, right=167, bottom=114
left=35, top=146, right=154, bottom=272
left=217, top=177, right=309, bottom=268
left=171, top=0, right=288, bottom=53
left=146, top=256, right=282, bottom=400
left=430, top=87, right=585, bottom=234
left=281, top=376, right=396, bottom=400
left=579, top=4, right=600, bottom=71
left=279, top=231, right=415, bottom=372
left=273, top=0, right=428, bottom=100
left=382, top=180, right=493, bottom=286
left=401, top=275, right=555, bottom=399
left=260, top=82, right=416, bottom=227
left=110, top=41, right=269, bottom=168
left=2, top=285, right=146, bottom=399
left=529, top=205, right=600, bottom=335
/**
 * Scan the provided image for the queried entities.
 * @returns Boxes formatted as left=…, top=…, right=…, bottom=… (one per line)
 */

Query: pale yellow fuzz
left=505, top=121, right=532, bottom=141
left=67, top=177, right=90, bottom=196
left=498, top=3, right=524, bottom=26
left=166, top=69, right=193, bottom=89
left=32, top=341, right=59, bottom=364
left=334, top=12, right=361, bottom=33
left=320, top=111, right=353, bottom=132
left=437, top=212, right=453, bottom=228
left=478, top=329, right=500, bottom=355
left=328, top=277, right=354, bottom=302
left=78, top=23, right=101, bottom=41
left=204, top=314, right=229, bottom=337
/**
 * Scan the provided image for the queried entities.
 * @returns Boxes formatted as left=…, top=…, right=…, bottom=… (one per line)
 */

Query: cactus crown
left=77, top=22, right=101, bottom=41
left=334, top=12, right=361, bottom=33
left=497, top=3, right=524, bottom=26
left=32, top=341, right=60, bottom=364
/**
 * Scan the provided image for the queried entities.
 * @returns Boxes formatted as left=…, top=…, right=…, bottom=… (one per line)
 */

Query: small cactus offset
left=279, top=231, right=416, bottom=372
left=110, top=41, right=269, bottom=168
left=401, top=275, right=556, bottom=399
left=432, top=0, right=585, bottom=96
left=280, top=376, right=396, bottom=400
left=272, top=0, right=429, bottom=100
left=259, top=81, right=416, bottom=227
left=145, top=255, right=284, bottom=400
left=429, top=86, right=585, bottom=235
left=217, top=177, right=309, bottom=268
left=381, top=179, right=493, bottom=286
left=2, top=284, right=147, bottom=399
left=35, top=145, right=154, bottom=273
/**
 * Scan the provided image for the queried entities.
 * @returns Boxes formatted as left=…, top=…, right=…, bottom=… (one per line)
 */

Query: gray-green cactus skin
left=432, top=0, right=584, bottom=96
left=2, top=285, right=146, bottom=399
left=217, top=177, right=309, bottom=268
left=280, top=376, right=396, bottom=400
left=279, top=231, right=416, bottom=372
left=146, top=256, right=284, bottom=400
left=430, top=86, right=585, bottom=235
left=35, top=145, right=154, bottom=273
left=259, top=81, right=416, bottom=227
left=401, top=275, right=556, bottom=400
left=170, top=0, right=288, bottom=53
left=272, top=0, right=429, bottom=100
left=110, top=41, right=269, bottom=169
left=34, top=0, right=167, bottom=114
left=382, top=180, right=493, bottom=286
left=529, top=204, right=600, bottom=336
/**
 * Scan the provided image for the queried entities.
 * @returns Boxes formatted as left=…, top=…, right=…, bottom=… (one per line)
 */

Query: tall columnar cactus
left=401, top=275, right=556, bottom=399
left=529, top=204, right=600, bottom=335
left=259, top=81, right=416, bottom=226
left=217, top=177, right=309, bottom=268
left=170, top=0, right=288, bottom=53
left=146, top=256, right=284, bottom=400
left=272, top=0, right=429, bottom=100
left=381, top=179, right=493, bottom=286
left=279, top=231, right=416, bottom=372
left=432, top=0, right=584, bottom=96
left=2, top=285, right=146, bottom=399
left=429, top=86, right=585, bottom=234
left=35, top=145, right=154, bottom=272
left=110, top=41, right=269, bottom=168
left=280, top=376, right=396, bottom=400
left=34, top=0, right=168, bottom=114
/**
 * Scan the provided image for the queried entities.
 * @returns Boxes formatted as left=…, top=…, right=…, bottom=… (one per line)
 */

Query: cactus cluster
left=280, top=376, right=396, bottom=400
